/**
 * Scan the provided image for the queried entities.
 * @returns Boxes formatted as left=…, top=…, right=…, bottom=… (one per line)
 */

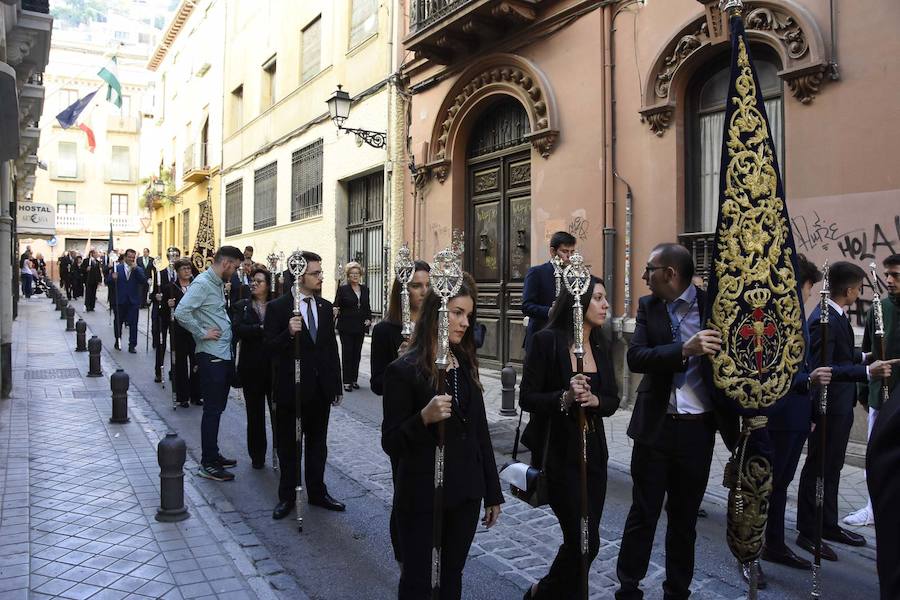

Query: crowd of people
left=39, top=231, right=898, bottom=599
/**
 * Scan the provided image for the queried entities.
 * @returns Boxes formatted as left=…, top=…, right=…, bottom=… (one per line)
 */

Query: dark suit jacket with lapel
left=626, top=290, right=739, bottom=450
left=161, top=281, right=193, bottom=347
left=520, top=328, right=620, bottom=474
left=522, top=261, right=557, bottom=348
left=334, top=283, right=372, bottom=334
left=82, top=258, right=103, bottom=285
left=137, top=256, right=155, bottom=278
left=231, top=298, right=269, bottom=378
left=105, top=264, right=146, bottom=307
left=808, top=303, right=867, bottom=416
left=229, top=272, right=251, bottom=305
left=381, top=354, right=504, bottom=512
left=263, top=292, right=342, bottom=405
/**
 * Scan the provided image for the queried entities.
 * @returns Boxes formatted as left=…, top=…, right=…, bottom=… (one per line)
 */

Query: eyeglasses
left=644, top=265, right=665, bottom=274
left=306, top=270, right=324, bottom=279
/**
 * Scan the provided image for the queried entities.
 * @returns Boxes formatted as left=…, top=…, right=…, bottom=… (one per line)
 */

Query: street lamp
left=326, top=84, right=386, bottom=149
left=151, top=176, right=181, bottom=204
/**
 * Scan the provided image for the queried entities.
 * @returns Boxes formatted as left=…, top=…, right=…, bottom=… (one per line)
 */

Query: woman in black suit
left=334, top=262, right=372, bottom=392
left=519, top=276, right=619, bottom=599
left=70, top=256, right=85, bottom=299
left=382, top=272, right=502, bottom=599
left=164, top=259, right=202, bottom=408
left=232, top=265, right=274, bottom=469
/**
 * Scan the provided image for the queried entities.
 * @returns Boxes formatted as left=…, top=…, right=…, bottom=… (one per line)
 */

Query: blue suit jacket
left=105, top=264, right=146, bottom=307
left=808, top=303, right=867, bottom=416
left=522, top=261, right=557, bottom=350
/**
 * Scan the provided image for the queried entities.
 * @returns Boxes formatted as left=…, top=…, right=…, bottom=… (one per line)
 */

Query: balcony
left=406, top=0, right=546, bottom=64
left=107, top=114, right=142, bottom=133
left=56, top=213, right=142, bottom=234
left=183, top=142, right=210, bottom=183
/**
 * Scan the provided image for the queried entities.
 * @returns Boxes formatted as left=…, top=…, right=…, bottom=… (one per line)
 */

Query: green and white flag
left=98, top=56, right=122, bottom=109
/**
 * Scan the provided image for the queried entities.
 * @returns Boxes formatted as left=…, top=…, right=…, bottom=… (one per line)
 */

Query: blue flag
left=55, top=90, right=98, bottom=129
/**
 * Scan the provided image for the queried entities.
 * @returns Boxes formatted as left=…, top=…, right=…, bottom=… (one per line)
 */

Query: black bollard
left=155, top=432, right=189, bottom=522
left=87, top=336, right=103, bottom=377
left=75, top=320, right=87, bottom=351
left=109, top=369, right=130, bottom=423
left=500, top=364, right=518, bottom=416
left=65, top=306, right=76, bottom=331
left=59, top=298, right=68, bottom=320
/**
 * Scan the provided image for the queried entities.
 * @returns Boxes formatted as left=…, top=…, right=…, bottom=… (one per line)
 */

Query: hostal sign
left=17, top=202, right=56, bottom=236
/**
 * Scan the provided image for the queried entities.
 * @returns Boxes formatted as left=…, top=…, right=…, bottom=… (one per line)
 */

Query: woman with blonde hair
left=333, top=261, right=371, bottom=392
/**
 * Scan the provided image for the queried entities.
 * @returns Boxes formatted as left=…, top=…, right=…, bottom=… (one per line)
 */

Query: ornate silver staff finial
left=551, top=254, right=564, bottom=298
left=563, top=252, right=592, bottom=358
left=288, top=250, right=308, bottom=317
left=720, top=0, right=744, bottom=15
left=266, top=251, right=280, bottom=296
left=395, top=244, right=415, bottom=340
left=432, top=246, right=464, bottom=369
left=870, top=262, right=889, bottom=406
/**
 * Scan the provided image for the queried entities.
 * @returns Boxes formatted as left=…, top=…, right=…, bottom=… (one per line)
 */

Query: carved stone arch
left=425, top=53, right=559, bottom=183
left=640, top=0, right=829, bottom=136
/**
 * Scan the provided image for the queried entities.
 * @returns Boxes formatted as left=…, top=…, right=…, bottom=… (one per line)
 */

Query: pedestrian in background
left=174, top=246, right=243, bottom=482
left=82, top=249, right=103, bottom=311
left=20, top=257, right=35, bottom=299
left=70, top=256, right=85, bottom=299
left=334, top=261, right=371, bottom=393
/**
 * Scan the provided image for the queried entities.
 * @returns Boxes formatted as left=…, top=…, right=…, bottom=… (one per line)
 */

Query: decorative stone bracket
left=640, top=0, right=830, bottom=136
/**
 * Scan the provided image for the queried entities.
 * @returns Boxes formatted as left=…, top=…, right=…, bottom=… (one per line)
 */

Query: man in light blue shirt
left=174, top=246, right=243, bottom=481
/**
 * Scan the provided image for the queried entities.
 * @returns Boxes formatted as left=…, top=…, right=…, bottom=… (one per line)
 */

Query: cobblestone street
left=0, top=294, right=883, bottom=599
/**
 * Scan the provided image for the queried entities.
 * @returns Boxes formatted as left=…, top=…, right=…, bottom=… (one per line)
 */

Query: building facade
left=219, top=0, right=399, bottom=309
left=146, top=0, right=225, bottom=266
left=1, top=0, right=52, bottom=396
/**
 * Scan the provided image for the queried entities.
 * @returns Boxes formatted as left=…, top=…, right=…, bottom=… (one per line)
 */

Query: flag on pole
left=98, top=56, right=123, bottom=109
left=55, top=89, right=99, bottom=152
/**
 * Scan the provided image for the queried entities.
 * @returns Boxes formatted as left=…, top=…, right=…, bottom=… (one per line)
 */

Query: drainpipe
left=1, top=161, right=13, bottom=398
left=601, top=2, right=615, bottom=318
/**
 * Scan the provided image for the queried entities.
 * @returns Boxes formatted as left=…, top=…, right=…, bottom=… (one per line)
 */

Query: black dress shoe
left=179, top=401, right=190, bottom=408
left=796, top=533, right=838, bottom=561
left=761, top=544, right=811, bottom=570
left=352, top=382, right=360, bottom=390
left=824, top=526, right=866, bottom=547
left=128, top=347, right=137, bottom=354
left=154, top=375, right=162, bottom=383
left=252, top=460, right=264, bottom=470
left=114, top=339, right=121, bottom=350
left=272, top=501, right=294, bottom=520
left=738, top=561, right=767, bottom=589
left=191, top=399, right=204, bottom=406
left=344, top=384, right=353, bottom=392
left=308, top=494, right=346, bottom=512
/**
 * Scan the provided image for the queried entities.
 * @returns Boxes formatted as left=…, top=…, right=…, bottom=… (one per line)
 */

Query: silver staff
left=166, top=249, right=179, bottom=409
left=265, top=250, right=281, bottom=471
left=551, top=254, right=564, bottom=298
left=563, top=252, right=592, bottom=600
left=429, top=246, right=464, bottom=599
left=395, top=244, right=415, bottom=340
left=287, top=250, right=308, bottom=533
left=812, top=260, right=830, bottom=599
left=870, top=262, right=890, bottom=407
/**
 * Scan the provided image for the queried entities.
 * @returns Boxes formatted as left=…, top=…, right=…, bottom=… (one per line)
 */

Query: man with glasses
left=264, top=251, right=345, bottom=520
left=845, top=254, right=900, bottom=529
left=522, top=230, right=577, bottom=355
left=616, top=243, right=738, bottom=600
left=795, top=261, right=895, bottom=560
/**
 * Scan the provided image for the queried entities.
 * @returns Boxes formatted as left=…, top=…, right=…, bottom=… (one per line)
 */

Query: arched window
left=686, top=47, right=784, bottom=234
left=467, top=98, right=531, bottom=158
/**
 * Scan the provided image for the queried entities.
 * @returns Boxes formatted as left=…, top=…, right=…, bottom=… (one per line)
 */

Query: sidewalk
left=0, top=296, right=282, bottom=600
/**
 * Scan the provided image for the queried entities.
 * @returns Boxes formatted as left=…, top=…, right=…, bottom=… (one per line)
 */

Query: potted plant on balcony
left=141, top=167, right=175, bottom=211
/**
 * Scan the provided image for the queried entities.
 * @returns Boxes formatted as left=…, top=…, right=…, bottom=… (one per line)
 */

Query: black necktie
left=304, top=298, right=317, bottom=343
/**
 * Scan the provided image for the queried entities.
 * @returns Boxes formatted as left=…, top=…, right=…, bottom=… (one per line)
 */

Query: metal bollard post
left=500, top=364, right=518, bottom=416
left=87, top=336, right=103, bottom=377
left=155, top=432, right=189, bottom=522
left=59, top=298, right=68, bottom=320
left=75, top=320, right=87, bottom=351
left=65, top=306, right=76, bottom=331
left=109, top=369, right=130, bottom=423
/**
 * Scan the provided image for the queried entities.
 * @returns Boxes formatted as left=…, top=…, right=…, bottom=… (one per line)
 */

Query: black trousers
left=796, top=411, right=854, bottom=538
left=173, top=337, right=201, bottom=404
left=85, top=282, right=98, bottom=310
left=339, top=332, right=364, bottom=384
left=616, top=418, right=715, bottom=600
left=243, top=371, right=274, bottom=465
left=534, top=465, right=607, bottom=599
left=276, top=390, right=332, bottom=502
left=764, top=429, right=807, bottom=549
left=396, top=499, right=480, bottom=600
left=153, top=317, right=169, bottom=376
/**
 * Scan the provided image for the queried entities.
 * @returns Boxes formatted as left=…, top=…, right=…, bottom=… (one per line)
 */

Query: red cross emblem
left=739, top=308, right=777, bottom=375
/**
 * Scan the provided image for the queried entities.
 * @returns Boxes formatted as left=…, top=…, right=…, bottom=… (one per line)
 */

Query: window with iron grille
left=291, top=140, right=323, bottom=221
left=182, top=209, right=190, bottom=251
left=253, top=162, right=277, bottom=230
left=225, top=179, right=243, bottom=236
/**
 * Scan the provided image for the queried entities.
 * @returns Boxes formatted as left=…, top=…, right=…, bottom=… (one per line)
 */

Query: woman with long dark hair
left=333, top=261, right=372, bottom=392
left=382, top=272, right=502, bottom=599
left=519, top=276, right=619, bottom=599
left=232, top=265, right=274, bottom=469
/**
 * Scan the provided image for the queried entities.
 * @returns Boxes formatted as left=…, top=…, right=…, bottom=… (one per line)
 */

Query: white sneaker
left=842, top=506, right=874, bottom=526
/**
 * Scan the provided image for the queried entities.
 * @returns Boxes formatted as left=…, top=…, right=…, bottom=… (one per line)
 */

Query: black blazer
left=520, top=328, right=619, bottom=474
left=334, top=283, right=372, bottom=334
left=231, top=298, right=270, bottom=377
left=81, top=257, right=103, bottom=285
left=382, top=354, right=503, bottom=512
left=808, top=303, right=868, bottom=416
left=161, top=281, right=193, bottom=349
left=370, top=320, right=403, bottom=396
left=627, top=291, right=739, bottom=450
left=263, top=292, right=342, bottom=405
left=522, top=261, right=557, bottom=349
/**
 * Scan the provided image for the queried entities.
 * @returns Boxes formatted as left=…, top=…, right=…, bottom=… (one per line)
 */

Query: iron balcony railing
left=409, top=0, right=475, bottom=34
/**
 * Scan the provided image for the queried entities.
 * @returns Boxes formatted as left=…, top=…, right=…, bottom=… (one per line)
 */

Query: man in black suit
left=795, top=262, right=894, bottom=559
left=522, top=231, right=576, bottom=354
left=137, top=248, right=155, bottom=308
left=264, top=251, right=345, bottom=519
left=615, top=243, right=738, bottom=600
left=152, top=247, right=181, bottom=382
left=82, top=249, right=103, bottom=311
left=59, top=250, right=74, bottom=299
